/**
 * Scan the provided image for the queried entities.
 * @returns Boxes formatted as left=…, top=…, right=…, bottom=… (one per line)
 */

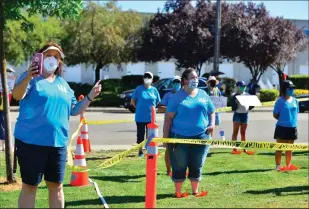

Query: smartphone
left=31, top=53, right=43, bottom=75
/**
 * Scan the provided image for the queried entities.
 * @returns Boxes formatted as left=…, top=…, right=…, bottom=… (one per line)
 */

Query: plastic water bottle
left=219, top=130, right=225, bottom=141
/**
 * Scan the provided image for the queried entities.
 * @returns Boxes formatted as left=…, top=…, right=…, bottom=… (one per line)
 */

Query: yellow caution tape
left=68, top=138, right=308, bottom=172
left=67, top=120, right=84, bottom=167
left=86, top=119, right=135, bottom=125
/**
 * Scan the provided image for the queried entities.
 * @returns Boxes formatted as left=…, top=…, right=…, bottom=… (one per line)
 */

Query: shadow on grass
left=258, top=151, right=309, bottom=156
left=39, top=184, right=71, bottom=189
left=65, top=194, right=171, bottom=207
left=86, top=156, right=112, bottom=161
left=89, top=175, right=146, bottom=183
left=204, top=168, right=273, bottom=176
left=245, top=186, right=309, bottom=196
left=207, top=151, right=229, bottom=157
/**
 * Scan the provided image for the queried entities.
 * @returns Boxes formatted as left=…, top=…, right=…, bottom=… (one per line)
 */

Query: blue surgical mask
left=189, top=79, right=198, bottom=89
left=286, top=88, right=295, bottom=96
left=172, top=83, right=181, bottom=91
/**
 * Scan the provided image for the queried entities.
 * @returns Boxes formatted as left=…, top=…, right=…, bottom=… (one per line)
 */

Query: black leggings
left=136, top=122, right=149, bottom=144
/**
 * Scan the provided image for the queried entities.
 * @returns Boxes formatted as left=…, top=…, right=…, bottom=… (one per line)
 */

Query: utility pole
left=213, top=0, right=221, bottom=73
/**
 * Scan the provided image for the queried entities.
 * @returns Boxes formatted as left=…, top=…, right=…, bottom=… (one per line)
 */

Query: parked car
left=296, top=94, right=309, bottom=113
left=119, top=77, right=208, bottom=113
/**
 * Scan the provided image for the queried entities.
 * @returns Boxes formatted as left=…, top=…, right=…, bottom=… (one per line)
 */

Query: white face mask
left=144, top=78, right=152, bottom=85
left=189, top=79, right=198, bottom=89
left=43, top=57, right=59, bottom=74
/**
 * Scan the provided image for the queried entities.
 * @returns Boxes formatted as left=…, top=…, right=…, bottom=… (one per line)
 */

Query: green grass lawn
left=1, top=149, right=308, bottom=208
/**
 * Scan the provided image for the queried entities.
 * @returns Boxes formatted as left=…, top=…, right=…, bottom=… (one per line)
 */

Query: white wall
left=126, top=62, right=145, bottom=75
left=157, top=62, right=176, bottom=78
left=62, top=65, right=82, bottom=83
left=299, top=65, right=309, bottom=75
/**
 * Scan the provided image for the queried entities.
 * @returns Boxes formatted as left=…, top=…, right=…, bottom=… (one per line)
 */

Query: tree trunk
left=196, top=64, right=202, bottom=77
left=94, top=63, right=103, bottom=84
left=0, top=0, right=16, bottom=184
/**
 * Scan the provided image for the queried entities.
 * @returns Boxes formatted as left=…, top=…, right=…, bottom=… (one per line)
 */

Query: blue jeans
left=167, top=132, right=210, bottom=182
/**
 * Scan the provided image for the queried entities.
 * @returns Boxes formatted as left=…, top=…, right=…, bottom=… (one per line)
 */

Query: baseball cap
left=143, top=71, right=153, bottom=79
left=282, top=80, right=296, bottom=89
left=172, top=76, right=181, bottom=82
left=236, top=81, right=246, bottom=87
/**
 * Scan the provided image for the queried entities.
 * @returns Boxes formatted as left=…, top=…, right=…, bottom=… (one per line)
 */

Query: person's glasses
left=144, top=74, right=152, bottom=79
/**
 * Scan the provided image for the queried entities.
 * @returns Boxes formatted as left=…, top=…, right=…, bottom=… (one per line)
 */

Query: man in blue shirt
left=158, top=76, right=181, bottom=176
left=131, top=72, right=161, bottom=157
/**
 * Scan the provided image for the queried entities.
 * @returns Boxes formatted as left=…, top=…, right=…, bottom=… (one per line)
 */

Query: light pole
left=213, top=0, right=221, bottom=73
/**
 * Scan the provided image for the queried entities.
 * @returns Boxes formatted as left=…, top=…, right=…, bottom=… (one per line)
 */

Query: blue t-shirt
left=14, top=72, right=77, bottom=147
left=160, top=91, right=174, bottom=106
left=273, top=97, right=299, bottom=128
left=132, top=85, right=161, bottom=122
left=167, top=89, right=215, bottom=136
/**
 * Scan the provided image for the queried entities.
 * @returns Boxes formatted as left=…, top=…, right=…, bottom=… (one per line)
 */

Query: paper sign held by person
left=236, top=95, right=262, bottom=106
left=209, top=96, right=228, bottom=109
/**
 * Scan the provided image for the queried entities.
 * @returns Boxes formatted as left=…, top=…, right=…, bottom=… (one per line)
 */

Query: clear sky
left=106, top=0, right=309, bottom=20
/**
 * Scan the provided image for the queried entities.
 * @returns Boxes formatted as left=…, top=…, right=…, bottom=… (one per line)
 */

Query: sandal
left=193, top=191, right=208, bottom=197
left=175, top=191, right=189, bottom=198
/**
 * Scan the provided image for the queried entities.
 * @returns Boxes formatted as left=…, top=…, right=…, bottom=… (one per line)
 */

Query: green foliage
left=92, top=92, right=122, bottom=107
left=4, top=15, right=64, bottom=65
left=259, top=89, right=280, bottom=102
left=202, top=73, right=210, bottom=79
left=294, top=89, right=309, bottom=96
left=221, top=77, right=236, bottom=97
left=289, top=75, right=309, bottom=90
left=61, top=2, right=144, bottom=82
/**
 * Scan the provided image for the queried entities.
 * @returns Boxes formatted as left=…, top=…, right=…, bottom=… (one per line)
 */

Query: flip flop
left=193, top=191, right=208, bottom=197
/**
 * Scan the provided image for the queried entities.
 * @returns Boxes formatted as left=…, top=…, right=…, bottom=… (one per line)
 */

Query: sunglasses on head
left=143, top=74, right=152, bottom=79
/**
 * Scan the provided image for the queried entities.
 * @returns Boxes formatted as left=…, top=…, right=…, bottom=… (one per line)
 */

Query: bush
left=221, top=77, right=236, bottom=97
left=68, top=82, right=93, bottom=100
left=294, top=89, right=309, bottom=96
left=259, top=89, right=279, bottom=102
left=121, top=75, right=160, bottom=87
left=91, top=92, right=122, bottom=107
left=102, top=79, right=124, bottom=93
left=289, top=75, right=309, bottom=90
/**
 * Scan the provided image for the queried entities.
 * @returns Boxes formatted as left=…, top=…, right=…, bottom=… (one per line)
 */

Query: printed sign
left=209, top=96, right=227, bottom=109
left=236, top=95, right=262, bottom=106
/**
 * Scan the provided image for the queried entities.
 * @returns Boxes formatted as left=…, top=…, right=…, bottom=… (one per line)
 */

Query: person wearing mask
left=158, top=76, right=181, bottom=176
left=230, top=81, right=255, bottom=155
left=164, top=68, right=215, bottom=198
left=12, top=42, right=102, bottom=208
left=273, top=80, right=299, bottom=171
left=0, top=67, right=15, bottom=151
left=205, top=76, right=221, bottom=136
left=131, top=72, right=161, bottom=157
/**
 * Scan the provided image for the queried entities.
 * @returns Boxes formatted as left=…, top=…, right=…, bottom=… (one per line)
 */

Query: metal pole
left=213, top=0, right=221, bottom=72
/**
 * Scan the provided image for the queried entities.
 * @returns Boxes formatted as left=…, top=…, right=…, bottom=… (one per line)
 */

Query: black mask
left=209, top=82, right=216, bottom=87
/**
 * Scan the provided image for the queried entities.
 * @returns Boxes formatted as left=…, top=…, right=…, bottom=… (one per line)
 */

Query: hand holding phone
left=30, top=53, right=43, bottom=75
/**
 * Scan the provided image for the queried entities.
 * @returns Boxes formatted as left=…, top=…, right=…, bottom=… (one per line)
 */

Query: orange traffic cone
left=70, top=136, right=89, bottom=187
left=81, top=112, right=91, bottom=153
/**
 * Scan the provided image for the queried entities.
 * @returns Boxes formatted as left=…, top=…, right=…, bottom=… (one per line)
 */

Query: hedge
left=221, top=77, right=236, bottom=97
left=294, top=89, right=309, bottom=96
left=121, top=75, right=159, bottom=86
left=259, top=89, right=280, bottom=102
left=289, top=75, right=309, bottom=90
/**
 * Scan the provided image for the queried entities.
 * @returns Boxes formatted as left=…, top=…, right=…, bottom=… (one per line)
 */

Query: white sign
left=0, top=73, right=16, bottom=92
left=209, top=96, right=227, bottom=109
left=236, top=95, right=262, bottom=107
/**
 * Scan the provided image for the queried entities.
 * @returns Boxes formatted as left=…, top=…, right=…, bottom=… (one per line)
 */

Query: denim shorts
left=167, top=132, right=210, bottom=182
left=15, top=139, right=67, bottom=186
left=233, top=112, right=248, bottom=124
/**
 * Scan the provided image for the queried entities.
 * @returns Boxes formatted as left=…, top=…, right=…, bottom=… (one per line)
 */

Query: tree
left=4, top=15, right=64, bottom=65
left=61, top=2, right=143, bottom=83
left=0, top=0, right=83, bottom=184
left=221, top=2, right=282, bottom=83
left=269, top=18, right=308, bottom=91
left=136, top=0, right=231, bottom=76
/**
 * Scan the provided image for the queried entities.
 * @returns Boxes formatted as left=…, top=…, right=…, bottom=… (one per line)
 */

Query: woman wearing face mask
left=230, top=81, right=255, bottom=155
left=131, top=72, right=161, bottom=157
left=273, top=80, right=299, bottom=171
left=158, top=76, right=182, bottom=176
left=164, top=68, right=215, bottom=198
left=12, top=42, right=102, bottom=208
left=206, top=76, right=221, bottom=137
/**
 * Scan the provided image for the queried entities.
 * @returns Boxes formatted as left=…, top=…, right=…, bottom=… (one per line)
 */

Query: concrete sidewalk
left=9, top=106, right=274, bottom=113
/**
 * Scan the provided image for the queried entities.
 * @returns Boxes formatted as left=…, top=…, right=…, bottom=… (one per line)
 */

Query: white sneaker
left=276, top=165, right=281, bottom=171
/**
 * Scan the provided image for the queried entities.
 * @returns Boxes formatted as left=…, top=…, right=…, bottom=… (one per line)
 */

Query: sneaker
left=287, top=164, right=299, bottom=171
left=193, top=191, right=208, bottom=197
left=232, top=150, right=242, bottom=154
left=175, top=191, right=189, bottom=198
left=244, top=150, right=255, bottom=155
left=279, top=166, right=289, bottom=172
left=276, top=165, right=281, bottom=171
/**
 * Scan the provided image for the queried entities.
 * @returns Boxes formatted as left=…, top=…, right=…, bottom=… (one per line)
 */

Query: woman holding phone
left=12, top=42, right=102, bottom=208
